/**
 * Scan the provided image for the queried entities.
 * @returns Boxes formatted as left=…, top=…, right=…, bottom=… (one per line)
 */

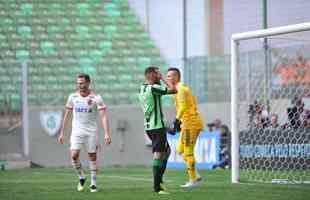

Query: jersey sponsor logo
left=40, top=111, right=62, bottom=137
left=75, top=107, right=93, bottom=113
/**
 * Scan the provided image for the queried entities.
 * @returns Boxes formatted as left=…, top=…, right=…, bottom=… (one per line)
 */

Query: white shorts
left=70, top=134, right=97, bottom=153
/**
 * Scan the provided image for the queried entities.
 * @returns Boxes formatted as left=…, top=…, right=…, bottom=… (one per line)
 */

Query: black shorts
left=146, top=128, right=170, bottom=153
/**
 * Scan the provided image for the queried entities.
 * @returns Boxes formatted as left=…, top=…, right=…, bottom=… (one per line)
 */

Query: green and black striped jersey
left=138, top=83, right=169, bottom=131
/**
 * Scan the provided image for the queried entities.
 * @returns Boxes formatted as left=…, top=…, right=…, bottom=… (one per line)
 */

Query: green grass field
left=0, top=167, right=309, bottom=200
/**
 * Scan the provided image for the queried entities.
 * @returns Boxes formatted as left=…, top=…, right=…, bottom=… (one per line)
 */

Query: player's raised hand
left=57, top=131, right=64, bottom=144
left=104, top=134, right=111, bottom=145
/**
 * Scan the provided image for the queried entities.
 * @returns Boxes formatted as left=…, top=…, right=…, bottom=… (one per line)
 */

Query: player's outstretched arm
left=57, top=109, right=72, bottom=144
left=99, top=110, right=111, bottom=145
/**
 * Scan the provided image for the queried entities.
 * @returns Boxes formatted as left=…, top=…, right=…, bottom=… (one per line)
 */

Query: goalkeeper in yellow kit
left=166, top=67, right=204, bottom=188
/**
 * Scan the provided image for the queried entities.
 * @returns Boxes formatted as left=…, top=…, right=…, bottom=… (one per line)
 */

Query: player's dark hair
left=77, top=73, right=91, bottom=82
left=168, top=67, right=181, bottom=81
left=144, top=66, right=158, bottom=76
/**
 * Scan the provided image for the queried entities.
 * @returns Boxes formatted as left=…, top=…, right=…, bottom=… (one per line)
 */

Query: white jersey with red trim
left=66, top=91, right=106, bottom=136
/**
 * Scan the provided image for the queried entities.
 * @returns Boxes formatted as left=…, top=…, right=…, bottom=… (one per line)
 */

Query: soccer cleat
left=158, top=190, right=170, bottom=195
left=180, top=179, right=202, bottom=188
left=160, top=183, right=167, bottom=191
left=77, top=178, right=86, bottom=192
left=90, top=185, right=97, bottom=193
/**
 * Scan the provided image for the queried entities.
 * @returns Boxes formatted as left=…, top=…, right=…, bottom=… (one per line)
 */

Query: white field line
left=3, top=172, right=173, bottom=183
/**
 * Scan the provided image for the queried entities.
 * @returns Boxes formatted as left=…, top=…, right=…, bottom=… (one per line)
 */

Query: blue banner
left=240, top=144, right=310, bottom=158
left=167, top=131, right=221, bottom=169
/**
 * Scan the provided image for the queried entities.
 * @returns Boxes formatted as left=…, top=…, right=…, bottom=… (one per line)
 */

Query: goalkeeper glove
left=173, top=118, right=181, bottom=132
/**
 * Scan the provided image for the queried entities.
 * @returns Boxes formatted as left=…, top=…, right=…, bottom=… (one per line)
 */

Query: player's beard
left=154, top=79, right=161, bottom=85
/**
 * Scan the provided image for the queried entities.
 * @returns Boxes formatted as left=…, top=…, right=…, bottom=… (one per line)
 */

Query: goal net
left=231, top=23, right=310, bottom=184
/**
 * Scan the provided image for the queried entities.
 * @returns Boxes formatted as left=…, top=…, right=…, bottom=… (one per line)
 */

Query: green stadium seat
left=47, top=26, right=64, bottom=35
left=29, top=75, right=42, bottom=84
left=50, top=84, right=63, bottom=91
left=6, top=84, right=18, bottom=93
left=99, top=41, right=112, bottom=50
left=91, top=25, right=104, bottom=34
left=113, top=0, right=128, bottom=5
left=104, top=3, right=121, bottom=17
left=0, top=95, right=6, bottom=113
left=122, top=25, right=135, bottom=33
left=119, top=74, right=132, bottom=83
left=0, top=75, right=10, bottom=83
left=17, top=26, right=32, bottom=38
left=28, top=93, right=38, bottom=104
left=76, top=25, right=89, bottom=34
left=16, top=50, right=30, bottom=61
left=82, top=66, right=96, bottom=75
left=40, top=41, right=56, bottom=55
left=104, top=25, right=117, bottom=37
left=28, top=66, right=39, bottom=75
left=19, top=3, right=33, bottom=15
left=60, top=18, right=71, bottom=28
left=0, top=18, right=14, bottom=29
left=102, top=93, right=113, bottom=104
left=104, top=3, right=117, bottom=11
left=129, top=94, right=139, bottom=105
left=0, top=35, right=9, bottom=49
left=34, top=84, right=48, bottom=92
left=10, top=94, right=21, bottom=113
left=62, top=83, right=75, bottom=92
left=117, top=92, right=130, bottom=104
left=49, top=3, right=62, bottom=12
left=96, top=81, right=111, bottom=91
left=76, top=3, right=90, bottom=15
left=138, top=57, right=151, bottom=66
left=106, top=74, right=117, bottom=82
left=61, top=49, right=73, bottom=57
left=89, top=50, right=103, bottom=62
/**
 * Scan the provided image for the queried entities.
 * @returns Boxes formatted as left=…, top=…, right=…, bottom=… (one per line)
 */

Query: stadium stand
left=0, top=0, right=167, bottom=113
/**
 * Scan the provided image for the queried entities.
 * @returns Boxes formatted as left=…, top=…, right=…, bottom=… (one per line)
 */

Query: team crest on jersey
left=87, top=99, right=93, bottom=105
left=40, top=111, right=63, bottom=137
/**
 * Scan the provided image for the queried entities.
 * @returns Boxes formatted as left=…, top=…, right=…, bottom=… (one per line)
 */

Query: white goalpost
left=231, top=22, right=310, bottom=183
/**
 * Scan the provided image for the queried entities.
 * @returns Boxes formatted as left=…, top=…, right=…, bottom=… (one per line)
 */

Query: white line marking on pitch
left=26, top=172, right=174, bottom=183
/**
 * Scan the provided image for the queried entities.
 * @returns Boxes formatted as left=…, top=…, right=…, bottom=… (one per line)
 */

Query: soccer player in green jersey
left=138, top=66, right=175, bottom=194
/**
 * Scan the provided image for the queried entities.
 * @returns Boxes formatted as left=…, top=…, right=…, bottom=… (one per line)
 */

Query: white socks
left=89, top=161, right=97, bottom=186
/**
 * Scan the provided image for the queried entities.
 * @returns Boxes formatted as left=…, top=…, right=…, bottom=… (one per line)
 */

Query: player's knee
left=153, top=152, right=163, bottom=159
left=71, top=151, right=80, bottom=160
left=88, top=152, right=97, bottom=161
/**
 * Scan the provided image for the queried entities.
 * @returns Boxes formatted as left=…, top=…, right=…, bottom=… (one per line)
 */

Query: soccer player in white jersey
left=58, top=73, right=111, bottom=192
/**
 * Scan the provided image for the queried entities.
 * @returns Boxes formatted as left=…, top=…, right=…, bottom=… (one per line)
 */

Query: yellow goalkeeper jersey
left=174, top=82, right=203, bottom=130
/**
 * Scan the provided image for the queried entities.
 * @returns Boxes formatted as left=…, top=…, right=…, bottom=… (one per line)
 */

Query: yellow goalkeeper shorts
left=176, top=128, right=201, bottom=156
